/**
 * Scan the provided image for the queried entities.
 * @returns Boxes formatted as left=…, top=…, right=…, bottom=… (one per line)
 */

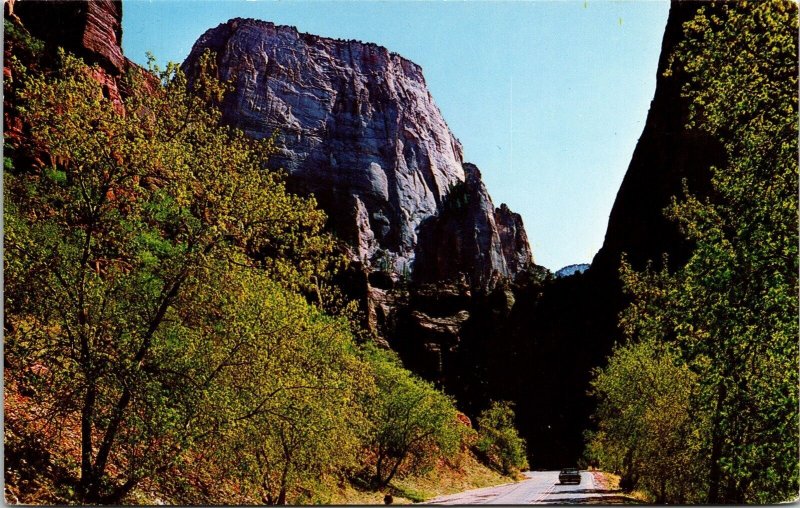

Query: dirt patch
left=590, top=471, right=616, bottom=490
left=584, top=471, right=640, bottom=505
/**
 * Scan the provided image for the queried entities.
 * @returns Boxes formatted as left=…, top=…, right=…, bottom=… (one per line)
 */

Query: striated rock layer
left=13, top=0, right=126, bottom=75
left=9, top=0, right=159, bottom=115
left=183, top=18, right=532, bottom=283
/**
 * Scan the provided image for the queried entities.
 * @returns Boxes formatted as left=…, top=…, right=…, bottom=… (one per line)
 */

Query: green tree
left=587, top=315, right=705, bottom=503
left=4, top=50, right=337, bottom=502
left=591, top=1, right=798, bottom=503
left=667, top=2, right=798, bottom=501
left=364, top=347, right=467, bottom=489
left=474, top=401, right=529, bottom=475
left=209, top=277, right=371, bottom=505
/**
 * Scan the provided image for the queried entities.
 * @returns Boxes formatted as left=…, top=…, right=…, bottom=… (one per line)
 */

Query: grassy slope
left=590, top=470, right=647, bottom=504
left=326, top=452, right=514, bottom=505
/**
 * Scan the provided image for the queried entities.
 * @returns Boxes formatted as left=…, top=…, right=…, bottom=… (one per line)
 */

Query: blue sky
left=123, top=0, right=670, bottom=271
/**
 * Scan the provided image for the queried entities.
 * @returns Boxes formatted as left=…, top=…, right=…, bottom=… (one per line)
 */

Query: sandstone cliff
left=12, top=0, right=125, bottom=75
left=182, top=18, right=532, bottom=284
left=8, top=0, right=158, bottom=114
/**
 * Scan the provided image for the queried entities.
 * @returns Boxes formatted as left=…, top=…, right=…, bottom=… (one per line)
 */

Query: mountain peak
left=183, top=18, right=532, bottom=286
left=555, top=263, right=590, bottom=278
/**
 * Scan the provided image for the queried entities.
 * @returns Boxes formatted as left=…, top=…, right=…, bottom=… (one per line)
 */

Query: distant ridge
left=555, top=263, right=590, bottom=278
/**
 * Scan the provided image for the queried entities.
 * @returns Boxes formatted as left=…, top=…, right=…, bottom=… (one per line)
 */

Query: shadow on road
left=547, top=487, right=640, bottom=505
left=552, top=488, right=621, bottom=494
left=547, top=494, right=639, bottom=504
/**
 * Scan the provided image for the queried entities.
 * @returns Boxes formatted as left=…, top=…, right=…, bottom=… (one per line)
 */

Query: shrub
left=475, top=401, right=529, bottom=475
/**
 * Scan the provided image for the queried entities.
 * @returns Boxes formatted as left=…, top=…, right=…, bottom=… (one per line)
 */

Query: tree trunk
left=79, top=380, right=97, bottom=497
left=82, top=274, right=187, bottom=501
left=100, top=476, right=138, bottom=504
left=708, top=382, right=727, bottom=503
left=619, top=448, right=637, bottom=492
left=378, top=456, right=404, bottom=489
left=92, top=388, right=132, bottom=486
left=374, top=453, right=385, bottom=488
left=277, top=437, right=291, bottom=505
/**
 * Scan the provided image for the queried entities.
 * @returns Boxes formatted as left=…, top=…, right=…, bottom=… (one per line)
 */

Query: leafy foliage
left=474, top=401, right=529, bottom=475
left=587, top=326, right=705, bottom=503
left=589, top=1, right=798, bottom=503
left=4, top=49, right=342, bottom=503
left=206, top=278, right=371, bottom=505
left=364, top=347, right=469, bottom=489
left=3, top=36, right=508, bottom=504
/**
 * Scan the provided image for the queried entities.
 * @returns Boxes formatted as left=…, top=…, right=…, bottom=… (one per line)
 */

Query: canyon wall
left=13, top=0, right=125, bottom=75
left=591, top=0, right=725, bottom=277
left=182, top=18, right=533, bottom=285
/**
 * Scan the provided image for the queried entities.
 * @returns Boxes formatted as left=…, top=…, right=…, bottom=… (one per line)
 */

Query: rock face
left=181, top=19, right=536, bottom=393
left=591, top=0, right=725, bottom=277
left=9, top=1, right=535, bottom=405
left=13, top=0, right=126, bottom=75
left=183, top=19, right=531, bottom=283
left=415, top=163, right=533, bottom=286
left=392, top=282, right=474, bottom=383
left=495, top=203, right=532, bottom=276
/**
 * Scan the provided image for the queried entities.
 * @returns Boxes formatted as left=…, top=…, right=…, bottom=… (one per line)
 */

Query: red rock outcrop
left=14, top=0, right=125, bottom=75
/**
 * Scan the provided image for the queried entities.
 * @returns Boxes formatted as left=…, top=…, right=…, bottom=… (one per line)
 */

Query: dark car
left=558, top=468, right=581, bottom=485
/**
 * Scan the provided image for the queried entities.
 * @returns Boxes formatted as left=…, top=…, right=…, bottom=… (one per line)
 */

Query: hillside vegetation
left=3, top=24, right=526, bottom=505
left=587, top=1, right=799, bottom=503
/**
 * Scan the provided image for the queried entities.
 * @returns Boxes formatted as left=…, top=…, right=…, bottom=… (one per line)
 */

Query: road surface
left=428, top=471, right=634, bottom=504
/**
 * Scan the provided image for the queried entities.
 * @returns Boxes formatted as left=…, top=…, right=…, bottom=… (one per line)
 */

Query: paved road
left=428, top=471, right=634, bottom=504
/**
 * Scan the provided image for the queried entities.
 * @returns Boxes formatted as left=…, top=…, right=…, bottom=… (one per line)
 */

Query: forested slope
left=3, top=16, right=526, bottom=505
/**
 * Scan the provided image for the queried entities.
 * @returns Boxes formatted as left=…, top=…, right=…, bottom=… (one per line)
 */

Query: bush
left=362, top=346, right=469, bottom=488
left=474, top=401, right=529, bottom=475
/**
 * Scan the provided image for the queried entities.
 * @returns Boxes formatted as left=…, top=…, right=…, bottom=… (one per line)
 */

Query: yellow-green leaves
left=364, top=346, right=468, bottom=489
left=587, top=338, right=704, bottom=503
left=475, top=401, right=529, bottom=475
left=5, top=47, right=342, bottom=503
left=593, top=1, right=798, bottom=503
